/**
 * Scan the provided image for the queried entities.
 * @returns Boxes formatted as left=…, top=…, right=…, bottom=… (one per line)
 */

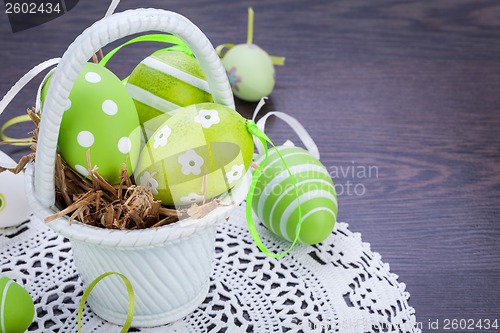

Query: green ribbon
left=78, top=272, right=135, bottom=333
left=0, top=114, right=33, bottom=146
left=215, top=8, right=286, bottom=66
left=99, top=34, right=193, bottom=67
left=245, top=120, right=303, bottom=258
left=247, top=7, right=255, bottom=45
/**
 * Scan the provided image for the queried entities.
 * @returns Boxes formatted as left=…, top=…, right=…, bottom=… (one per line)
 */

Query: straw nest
left=0, top=109, right=225, bottom=230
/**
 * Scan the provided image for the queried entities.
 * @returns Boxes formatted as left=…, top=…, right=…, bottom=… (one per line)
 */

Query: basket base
left=89, top=278, right=209, bottom=327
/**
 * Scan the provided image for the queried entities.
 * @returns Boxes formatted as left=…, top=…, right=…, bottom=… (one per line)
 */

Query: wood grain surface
left=1, top=0, right=499, bottom=331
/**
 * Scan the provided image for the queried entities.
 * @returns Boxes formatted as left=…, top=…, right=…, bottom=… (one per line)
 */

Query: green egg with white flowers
left=135, top=103, right=254, bottom=207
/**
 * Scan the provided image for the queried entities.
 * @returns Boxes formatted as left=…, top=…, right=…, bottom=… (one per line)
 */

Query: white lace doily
left=0, top=204, right=420, bottom=333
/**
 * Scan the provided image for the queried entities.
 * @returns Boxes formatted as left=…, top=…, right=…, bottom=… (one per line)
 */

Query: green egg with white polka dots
left=135, top=103, right=254, bottom=207
left=41, top=62, right=141, bottom=184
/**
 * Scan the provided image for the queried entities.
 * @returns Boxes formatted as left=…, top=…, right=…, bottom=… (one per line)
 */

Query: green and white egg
left=41, top=62, right=141, bottom=184
left=135, top=103, right=253, bottom=207
left=222, top=44, right=275, bottom=102
left=126, top=50, right=213, bottom=135
left=0, top=276, right=35, bottom=333
left=252, top=146, right=338, bottom=245
left=0, top=151, right=31, bottom=227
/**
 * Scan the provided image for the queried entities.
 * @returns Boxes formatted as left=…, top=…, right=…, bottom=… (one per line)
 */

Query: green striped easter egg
left=126, top=50, right=213, bottom=132
left=0, top=276, right=35, bottom=333
left=252, top=146, right=338, bottom=245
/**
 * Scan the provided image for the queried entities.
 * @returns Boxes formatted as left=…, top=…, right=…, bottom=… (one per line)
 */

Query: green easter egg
left=222, top=44, right=275, bottom=102
left=41, top=62, right=141, bottom=184
left=126, top=50, right=213, bottom=130
left=0, top=276, right=35, bottom=333
left=252, top=146, right=338, bottom=245
left=135, top=103, right=253, bottom=207
left=0, top=151, right=31, bottom=227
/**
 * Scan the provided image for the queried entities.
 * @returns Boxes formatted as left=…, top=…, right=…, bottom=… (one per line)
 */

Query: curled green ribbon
left=78, top=272, right=135, bottom=333
left=246, top=120, right=303, bottom=258
left=0, top=114, right=33, bottom=146
left=99, top=33, right=192, bottom=67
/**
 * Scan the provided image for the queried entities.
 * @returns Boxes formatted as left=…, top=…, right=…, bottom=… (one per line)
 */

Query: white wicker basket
left=25, top=9, right=245, bottom=327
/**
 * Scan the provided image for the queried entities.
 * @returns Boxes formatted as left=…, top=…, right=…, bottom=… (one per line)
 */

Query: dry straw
left=1, top=109, right=222, bottom=230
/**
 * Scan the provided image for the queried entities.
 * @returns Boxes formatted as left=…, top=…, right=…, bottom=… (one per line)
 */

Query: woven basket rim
left=25, top=163, right=250, bottom=247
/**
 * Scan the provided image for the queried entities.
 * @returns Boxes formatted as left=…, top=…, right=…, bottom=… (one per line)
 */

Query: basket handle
left=35, top=8, right=234, bottom=208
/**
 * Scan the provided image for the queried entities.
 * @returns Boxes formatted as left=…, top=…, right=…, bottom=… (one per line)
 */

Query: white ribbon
left=0, top=0, right=120, bottom=121
left=0, top=58, right=60, bottom=169
left=0, top=150, right=18, bottom=169
left=0, top=58, right=60, bottom=119
left=104, top=0, right=121, bottom=18
left=252, top=97, right=320, bottom=160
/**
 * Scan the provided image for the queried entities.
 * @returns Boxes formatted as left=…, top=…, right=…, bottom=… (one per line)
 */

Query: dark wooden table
left=1, top=1, right=499, bottom=332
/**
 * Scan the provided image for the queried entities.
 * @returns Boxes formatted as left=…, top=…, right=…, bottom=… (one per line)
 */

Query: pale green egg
left=222, top=44, right=275, bottom=102
left=252, top=146, right=338, bottom=245
left=41, top=62, right=141, bottom=184
left=0, top=276, right=35, bottom=333
left=135, top=103, right=254, bottom=207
